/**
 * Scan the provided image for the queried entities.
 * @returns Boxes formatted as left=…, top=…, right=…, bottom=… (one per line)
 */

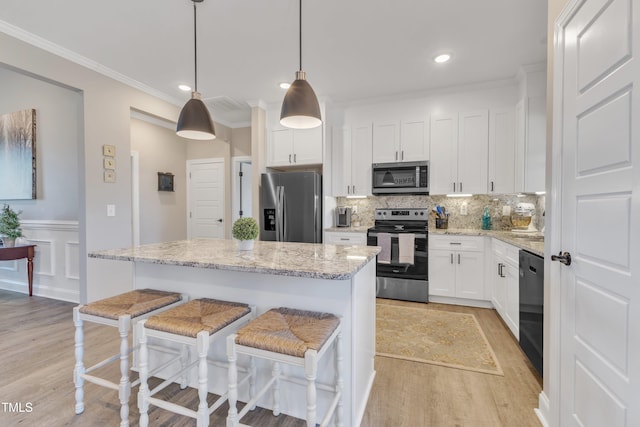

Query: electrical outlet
left=460, top=202, right=468, bottom=216
left=351, top=205, right=358, bottom=214
left=502, top=205, right=511, bottom=216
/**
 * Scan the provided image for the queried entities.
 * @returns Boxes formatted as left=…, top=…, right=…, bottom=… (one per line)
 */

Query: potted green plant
left=0, top=204, right=23, bottom=248
left=232, top=217, right=259, bottom=250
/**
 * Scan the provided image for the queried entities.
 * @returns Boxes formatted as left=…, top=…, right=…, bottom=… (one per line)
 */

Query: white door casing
left=552, top=0, right=639, bottom=426
left=187, top=158, right=225, bottom=239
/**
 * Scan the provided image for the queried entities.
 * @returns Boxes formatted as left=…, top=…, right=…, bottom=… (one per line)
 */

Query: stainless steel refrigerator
left=260, top=172, right=322, bottom=243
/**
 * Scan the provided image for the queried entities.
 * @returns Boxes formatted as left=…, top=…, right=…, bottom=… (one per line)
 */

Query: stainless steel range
left=367, top=208, right=428, bottom=302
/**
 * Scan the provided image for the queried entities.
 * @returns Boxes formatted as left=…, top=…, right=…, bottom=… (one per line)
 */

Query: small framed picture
left=103, top=144, right=116, bottom=157
left=158, top=172, right=174, bottom=192
left=104, top=170, right=116, bottom=183
left=103, top=157, right=116, bottom=170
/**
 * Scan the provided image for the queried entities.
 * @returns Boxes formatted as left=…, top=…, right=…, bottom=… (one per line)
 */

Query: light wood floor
left=0, top=290, right=541, bottom=426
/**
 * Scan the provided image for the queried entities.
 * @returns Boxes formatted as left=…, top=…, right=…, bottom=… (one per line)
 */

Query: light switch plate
left=103, top=144, right=116, bottom=157
left=107, top=204, right=116, bottom=217
left=104, top=170, right=116, bottom=183
left=103, top=157, right=116, bottom=170
left=502, top=205, right=511, bottom=216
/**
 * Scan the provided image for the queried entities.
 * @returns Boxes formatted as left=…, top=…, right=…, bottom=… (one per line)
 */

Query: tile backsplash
left=335, top=194, right=545, bottom=232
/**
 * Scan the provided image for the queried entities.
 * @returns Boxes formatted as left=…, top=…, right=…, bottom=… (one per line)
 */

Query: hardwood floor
left=0, top=291, right=541, bottom=426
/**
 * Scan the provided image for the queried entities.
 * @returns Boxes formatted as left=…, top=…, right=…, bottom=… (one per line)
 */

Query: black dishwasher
left=519, top=250, right=544, bottom=377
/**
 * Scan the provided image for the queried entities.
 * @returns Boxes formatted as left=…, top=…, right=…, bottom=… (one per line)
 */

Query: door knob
left=551, top=251, right=571, bottom=266
left=217, top=219, right=223, bottom=223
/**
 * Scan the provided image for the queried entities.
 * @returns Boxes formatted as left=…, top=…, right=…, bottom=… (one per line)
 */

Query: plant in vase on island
left=0, top=204, right=23, bottom=248
left=232, top=217, right=259, bottom=250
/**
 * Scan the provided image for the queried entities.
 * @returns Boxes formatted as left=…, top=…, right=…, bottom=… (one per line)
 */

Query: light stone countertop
left=324, top=226, right=371, bottom=233
left=430, top=228, right=544, bottom=257
left=89, top=238, right=381, bottom=280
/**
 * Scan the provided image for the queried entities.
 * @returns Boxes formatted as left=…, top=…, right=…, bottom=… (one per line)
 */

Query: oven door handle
left=368, top=232, right=427, bottom=239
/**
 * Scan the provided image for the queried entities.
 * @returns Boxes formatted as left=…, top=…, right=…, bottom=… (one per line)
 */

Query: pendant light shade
left=177, top=92, right=216, bottom=140
left=176, top=0, right=216, bottom=140
left=280, top=0, right=322, bottom=129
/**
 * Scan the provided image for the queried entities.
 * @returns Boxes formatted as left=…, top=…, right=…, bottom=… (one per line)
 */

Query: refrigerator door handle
left=275, top=186, right=283, bottom=241
left=280, top=186, right=286, bottom=241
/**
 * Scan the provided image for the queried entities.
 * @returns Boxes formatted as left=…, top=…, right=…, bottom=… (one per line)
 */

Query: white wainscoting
left=0, top=220, right=80, bottom=302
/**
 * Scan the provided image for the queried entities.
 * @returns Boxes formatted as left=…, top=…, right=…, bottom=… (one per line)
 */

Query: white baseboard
left=534, top=391, right=550, bottom=427
left=428, top=295, right=494, bottom=309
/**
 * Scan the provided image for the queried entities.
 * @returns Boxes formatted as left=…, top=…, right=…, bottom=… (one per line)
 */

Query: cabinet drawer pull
left=340, top=238, right=349, bottom=241
left=449, top=242, right=462, bottom=245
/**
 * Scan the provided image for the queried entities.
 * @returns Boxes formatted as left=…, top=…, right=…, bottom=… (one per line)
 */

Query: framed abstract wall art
left=0, top=109, right=36, bottom=200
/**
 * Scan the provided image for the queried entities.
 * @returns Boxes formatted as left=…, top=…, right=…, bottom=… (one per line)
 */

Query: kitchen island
left=89, top=238, right=380, bottom=426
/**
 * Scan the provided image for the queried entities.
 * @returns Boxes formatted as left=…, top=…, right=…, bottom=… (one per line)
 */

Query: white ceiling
left=0, top=0, right=547, bottom=127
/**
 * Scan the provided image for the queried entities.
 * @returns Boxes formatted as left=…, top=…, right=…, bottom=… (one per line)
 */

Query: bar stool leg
left=249, top=356, right=257, bottom=410
left=196, top=331, right=210, bottom=427
left=226, top=335, right=239, bottom=427
left=304, top=350, right=318, bottom=427
left=272, top=362, right=281, bottom=416
left=137, top=321, right=150, bottom=427
left=73, top=307, right=85, bottom=415
left=118, top=315, right=132, bottom=427
left=180, top=343, right=189, bottom=389
left=335, top=331, right=344, bottom=427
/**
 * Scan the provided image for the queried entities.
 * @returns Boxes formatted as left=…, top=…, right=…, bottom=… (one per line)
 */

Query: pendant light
left=280, top=0, right=322, bottom=129
left=176, top=0, right=216, bottom=140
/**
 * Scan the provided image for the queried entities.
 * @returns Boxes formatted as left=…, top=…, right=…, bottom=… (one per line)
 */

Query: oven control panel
left=374, top=208, right=428, bottom=221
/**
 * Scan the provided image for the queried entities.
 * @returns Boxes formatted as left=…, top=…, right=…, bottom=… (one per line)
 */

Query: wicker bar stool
left=73, top=288, right=186, bottom=427
left=137, top=298, right=255, bottom=427
left=226, top=307, right=343, bottom=427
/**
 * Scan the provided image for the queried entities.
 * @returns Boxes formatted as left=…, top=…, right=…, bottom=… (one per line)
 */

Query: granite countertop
left=89, top=238, right=381, bottom=280
left=430, top=228, right=544, bottom=257
left=324, top=226, right=371, bottom=233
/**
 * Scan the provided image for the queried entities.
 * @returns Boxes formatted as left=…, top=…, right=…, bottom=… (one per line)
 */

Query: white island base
left=128, top=258, right=376, bottom=426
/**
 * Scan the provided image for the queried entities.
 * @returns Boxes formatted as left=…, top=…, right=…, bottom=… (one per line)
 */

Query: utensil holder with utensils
left=436, top=217, right=448, bottom=229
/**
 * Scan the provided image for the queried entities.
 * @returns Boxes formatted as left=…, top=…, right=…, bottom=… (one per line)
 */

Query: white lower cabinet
left=429, top=235, right=485, bottom=300
left=491, top=238, right=519, bottom=339
left=324, top=231, right=367, bottom=246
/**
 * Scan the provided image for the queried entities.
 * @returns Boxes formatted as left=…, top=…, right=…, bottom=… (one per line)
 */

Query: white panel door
left=187, top=159, right=225, bottom=239
left=556, top=0, right=639, bottom=425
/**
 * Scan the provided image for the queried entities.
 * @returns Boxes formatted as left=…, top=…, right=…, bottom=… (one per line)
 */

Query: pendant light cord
left=193, top=1, right=198, bottom=92
left=299, top=0, right=302, bottom=71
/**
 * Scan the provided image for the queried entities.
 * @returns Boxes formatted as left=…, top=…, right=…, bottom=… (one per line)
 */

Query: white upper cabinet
left=430, top=110, right=489, bottom=195
left=331, top=124, right=372, bottom=197
left=267, top=126, right=323, bottom=167
left=488, top=108, right=516, bottom=194
left=401, top=119, right=429, bottom=162
left=372, top=121, right=400, bottom=163
left=372, top=118, right=428, bottom=163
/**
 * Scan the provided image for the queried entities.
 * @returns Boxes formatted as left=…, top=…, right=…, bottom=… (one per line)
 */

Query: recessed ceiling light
left=178, top=84, right=192, bottom=92
left=279, top=82, right=291, bottom=89
left=434, top=53, right=451, bottom=64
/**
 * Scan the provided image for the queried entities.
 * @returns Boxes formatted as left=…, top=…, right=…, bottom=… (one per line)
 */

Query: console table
left=0, top=245, right=36, bottom=296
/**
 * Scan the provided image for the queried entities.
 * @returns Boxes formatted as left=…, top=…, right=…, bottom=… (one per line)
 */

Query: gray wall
left=0, top=66, right=81, bottom=221
left=131, top=118, right=187, bottom=244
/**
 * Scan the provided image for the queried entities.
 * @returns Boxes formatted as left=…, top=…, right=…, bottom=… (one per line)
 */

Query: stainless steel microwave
left=372, top=161, right=429, bottom=195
